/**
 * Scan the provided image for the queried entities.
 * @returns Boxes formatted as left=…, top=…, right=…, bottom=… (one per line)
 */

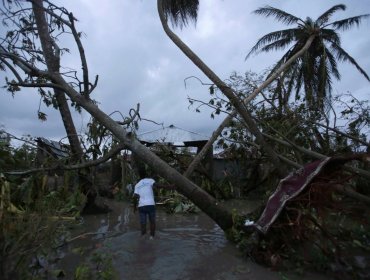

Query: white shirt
left=134, top=178, right=156, bottom=207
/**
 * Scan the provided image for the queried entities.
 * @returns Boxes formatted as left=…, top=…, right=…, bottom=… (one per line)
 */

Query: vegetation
left=189, top=68, right=370, bottom=277
left=0, top=1, right=369, bottom=279
left=0, top=142, right=83, bottom=279
left=246, top=5, right=370, bottom=113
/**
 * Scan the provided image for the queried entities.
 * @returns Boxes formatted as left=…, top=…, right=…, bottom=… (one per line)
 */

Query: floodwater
left=58, top=199, right=329, bottom=280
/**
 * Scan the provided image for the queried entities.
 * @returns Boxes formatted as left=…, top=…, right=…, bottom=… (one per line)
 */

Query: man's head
left=138, top=166, right=146, bottom=179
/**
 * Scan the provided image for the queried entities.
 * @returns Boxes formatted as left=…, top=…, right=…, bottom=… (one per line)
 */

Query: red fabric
left=246, top=154, right=368, bottom=234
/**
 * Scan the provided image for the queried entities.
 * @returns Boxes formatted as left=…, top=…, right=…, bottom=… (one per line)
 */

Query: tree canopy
left=246, top=4, right=370, bottom=112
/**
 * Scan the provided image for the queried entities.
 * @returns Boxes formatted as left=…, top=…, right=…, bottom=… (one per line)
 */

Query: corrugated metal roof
left=138, top=125, right=208, bottom=145
left=0, top=130, right=10, bottom=145
left=37, top=137, right=70, bottom=158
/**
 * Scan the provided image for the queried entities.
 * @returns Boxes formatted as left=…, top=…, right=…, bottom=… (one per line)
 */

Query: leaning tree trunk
left=54, top=89, right=84, bottom=160
left=32, top=0, right=234, bottom=231
left=157, top=0, right=287, bottom=178
left=32, top=0, right=98, bottom=211
left=184, top=35, right=315, bottom=178
left=32, top=3, right=83, bottom=162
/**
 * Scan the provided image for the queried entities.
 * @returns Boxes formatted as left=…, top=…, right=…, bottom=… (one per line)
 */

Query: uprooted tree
left=1, top=0, right=370, bottom=277
left=0, top=0, right=234, bottom=231
left=0, top=0, right=323, bottom=231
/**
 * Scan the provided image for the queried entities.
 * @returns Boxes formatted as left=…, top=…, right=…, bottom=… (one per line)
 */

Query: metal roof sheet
left=38, top=137, right=70, bottom=158
left=138, top=125, right=208, bottom=145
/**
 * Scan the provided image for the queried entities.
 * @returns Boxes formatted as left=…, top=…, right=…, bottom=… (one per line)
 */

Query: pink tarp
left=245, top=154, right=368, bottom=234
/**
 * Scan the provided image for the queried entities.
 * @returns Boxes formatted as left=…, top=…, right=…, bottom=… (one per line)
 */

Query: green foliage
left=74, top=252, right=119, bottom=280
left=75, top=264, right=92, bottom=280
left=0, top=133, right=37, bottom=172
left=200, top=175, right=235, bottom=199
left=161, top=192, right=199, bottom=214
left=247, top=5, right=370, bottom=113
left=5, top=77, right=21, bottom=96
left=0, top=179, right=78, bottom=279
left=0, top=136, right=87, bottom=279
left=197, top=71, right=370, bottom=170
left=244, top=188, right=370, bottom=278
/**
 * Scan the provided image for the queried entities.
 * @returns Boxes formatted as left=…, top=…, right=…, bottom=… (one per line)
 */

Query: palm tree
left=246, top=4, right=370, bottom=112
left=160, top=0, right=199, bottom=28
left=158, top=0, right=291, bottom=177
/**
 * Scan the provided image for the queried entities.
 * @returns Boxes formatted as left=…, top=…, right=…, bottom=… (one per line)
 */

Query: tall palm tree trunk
left=184, top=36, right=315, bottom=178
left=32, top=0, right=234, bottom=231
left=157, top=0, right=287, bottom=178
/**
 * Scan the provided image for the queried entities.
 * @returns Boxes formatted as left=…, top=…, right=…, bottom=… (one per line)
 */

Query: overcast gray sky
left=0, top=0, right=369, bottom=142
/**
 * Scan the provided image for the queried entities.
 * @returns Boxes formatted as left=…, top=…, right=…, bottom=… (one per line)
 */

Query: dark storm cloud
left=0, top=0, right=369, bottom=141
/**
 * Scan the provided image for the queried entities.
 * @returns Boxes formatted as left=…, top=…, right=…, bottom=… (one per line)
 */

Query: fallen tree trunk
left=31, top=0, right=234, bottom=232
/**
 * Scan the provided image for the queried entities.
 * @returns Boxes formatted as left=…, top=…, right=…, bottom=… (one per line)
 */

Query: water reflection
left=58, top=199, right=328, bottom=280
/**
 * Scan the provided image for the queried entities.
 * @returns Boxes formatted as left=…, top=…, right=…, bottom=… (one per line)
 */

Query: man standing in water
left=133, top=176, right=175, bottom=239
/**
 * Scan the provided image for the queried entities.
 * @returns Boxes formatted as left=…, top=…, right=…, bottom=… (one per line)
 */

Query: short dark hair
left=138, top=166, right=146, bottom=179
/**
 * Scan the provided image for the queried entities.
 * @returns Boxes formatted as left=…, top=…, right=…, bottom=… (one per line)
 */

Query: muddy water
left=59, top=199, right=328, bottom=280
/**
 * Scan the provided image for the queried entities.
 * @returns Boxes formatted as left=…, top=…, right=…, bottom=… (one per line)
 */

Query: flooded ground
left=58, top=199, right=330, bottom=280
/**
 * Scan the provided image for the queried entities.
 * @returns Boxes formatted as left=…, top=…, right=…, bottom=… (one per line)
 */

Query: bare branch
left=116, top=103, right=141, bottom=126
left=5, top=143, right=126, bottom=176
left=68, top=12, right=90, bottom=96
left=184, top=75, right=213, bottom=88
left=0, top=46, right=50, bottom=77
left=88, top=75, right=99, bottom=94
left=333, top=183, right=370, bottom=205
left=0, top=57, right=23, bottom=81
left=315, top=121, right=370, bottom=148
left=10, top=81, right=65, bottom=89
left=262, top=132, right=370, bottom=179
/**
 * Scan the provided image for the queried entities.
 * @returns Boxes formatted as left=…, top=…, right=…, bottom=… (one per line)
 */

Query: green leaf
left=37, top=111, right=47, bottom=121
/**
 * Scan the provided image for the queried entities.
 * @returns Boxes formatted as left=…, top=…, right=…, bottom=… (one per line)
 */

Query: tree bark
left=184, top=35, right=315, bottom=178
left=32, top=1, right=83, bottom=161
left=54, top=89, right=84, bottom=160
left=262, top=132, right=370, bottom=180
left=157, top=0, right=298, bottom=179
left=31, top=0, right=234, bottom=232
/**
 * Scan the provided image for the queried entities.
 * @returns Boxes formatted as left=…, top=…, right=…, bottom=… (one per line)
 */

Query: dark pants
left=138, top=205, right=156, bottom=237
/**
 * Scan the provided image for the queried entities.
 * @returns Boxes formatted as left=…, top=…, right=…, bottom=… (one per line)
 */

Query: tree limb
left=5, top=143, right=126, bottom=176
left=332, top=183, right=370, bottom=205
left=184, top=35, right=316, bottom=178
left=157, top=0, right=291, bottom=178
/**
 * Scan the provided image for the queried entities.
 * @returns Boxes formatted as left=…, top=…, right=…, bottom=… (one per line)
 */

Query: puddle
left=57, top=199, right=329, bottom=280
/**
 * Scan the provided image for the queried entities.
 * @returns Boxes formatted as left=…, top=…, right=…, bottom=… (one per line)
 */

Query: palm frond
left=330, top=42, right=370, bottom=81
left=266, top=47, right=298, bottom=79
left=249, top=4, right=369, bottom=114
left=302, top=51, right=314, bottom=76
left=294, top=67, right=304, bottom=100
left=285, top=66, right=298, bottom=99
left=321, top=28, right=341, bottom=45
left=316, top=4, right=346, bottom=26
left=253, top=6, right=302, bottom=25
left=260, top=38, right=294, bottom=54
left=160, top=0, right=199, bottom=28
left=325, top=48, right=340, bottom=80
left=281, top=63, right=300, bottom=102
left=317, top=52, right=332, bottom=96
left=246, top=29, right=297, bottom=60
left=301, top=52, right=316, bottom=103
left=329, top=14, right=370, bottom=31
left=316, top=54, right=333, bottom=112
